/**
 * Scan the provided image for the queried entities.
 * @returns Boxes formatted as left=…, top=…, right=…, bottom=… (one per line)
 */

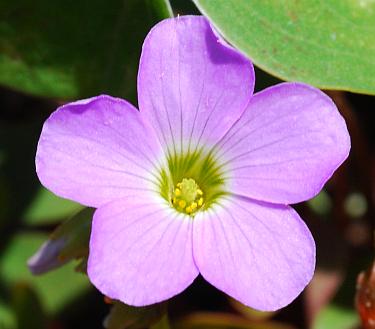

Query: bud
left=27, top=208, right=93, bottom=275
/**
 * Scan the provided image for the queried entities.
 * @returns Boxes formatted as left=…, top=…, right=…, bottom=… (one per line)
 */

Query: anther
left=171, top=178, right=204, bottom=215
left=178, top=200, right=186, bottom=209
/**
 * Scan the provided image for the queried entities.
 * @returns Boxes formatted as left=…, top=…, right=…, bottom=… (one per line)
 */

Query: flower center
left=158, top=148, right=227, bottom=217
left=172, top=178, right=204, bottom=214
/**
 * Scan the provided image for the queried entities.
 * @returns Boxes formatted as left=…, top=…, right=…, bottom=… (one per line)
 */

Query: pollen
left=171, top=178, right=204, bottom=215
left=178, top=200, right=186, bottom=209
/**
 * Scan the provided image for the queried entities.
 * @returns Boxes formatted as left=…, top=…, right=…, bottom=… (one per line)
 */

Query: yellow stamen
left=171, top=178, right=205, bottom=216
left=178, top=200, right=186, bottom=209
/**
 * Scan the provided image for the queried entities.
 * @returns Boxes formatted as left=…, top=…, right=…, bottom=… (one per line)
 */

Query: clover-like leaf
left=194, top=0, right=375, bottom=95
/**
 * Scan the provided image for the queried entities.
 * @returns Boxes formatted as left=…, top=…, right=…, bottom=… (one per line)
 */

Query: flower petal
left=87, top=196, right=198, bottom=306
left=193, top=196, right=315, bottom=311
left=216, top=83, right=350, bottom=204
left=36, top=95, right=163, bottom=208
left=138, top=16, right=254, bottom=154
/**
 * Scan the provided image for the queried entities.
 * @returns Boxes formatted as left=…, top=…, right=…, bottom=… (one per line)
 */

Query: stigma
left=172, top=178, right=204, bottom=215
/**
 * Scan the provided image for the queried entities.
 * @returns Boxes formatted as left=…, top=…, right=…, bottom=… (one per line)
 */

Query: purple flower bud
left=27, top=238, right=67, bottom=275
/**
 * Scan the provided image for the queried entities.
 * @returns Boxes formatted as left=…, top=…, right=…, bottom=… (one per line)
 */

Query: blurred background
left=0, top=1, right=374, bottom=328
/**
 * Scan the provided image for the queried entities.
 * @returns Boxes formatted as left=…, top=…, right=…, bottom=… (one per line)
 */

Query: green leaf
left=0, top=0, right=172, bottom=101
left=23, top=187, right=82, bottom=226
left=313, top=305, right=359, bottom=329
left=104, top=301, right=167, bottom=329
left=0, top=232, right=91, bottom=315
left=194, top=0, right=375, bottom=95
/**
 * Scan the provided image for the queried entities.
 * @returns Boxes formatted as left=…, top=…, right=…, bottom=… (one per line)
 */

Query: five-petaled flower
left=35, top=16, right=350, bottom=311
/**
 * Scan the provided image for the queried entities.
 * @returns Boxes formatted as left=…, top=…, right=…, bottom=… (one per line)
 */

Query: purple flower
left=35, top=16, right=350, bottom=311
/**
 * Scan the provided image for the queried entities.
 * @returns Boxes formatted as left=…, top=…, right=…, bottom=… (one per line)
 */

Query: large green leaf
left=0, top=232, right=90, bottom=315
left=0, top=0, right=172, bottom=101
left=194, top=0, right=375, bottom=95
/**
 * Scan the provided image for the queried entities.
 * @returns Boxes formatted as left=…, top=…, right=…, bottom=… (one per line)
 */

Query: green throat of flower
left=158, top=148, right=226, bottom=216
